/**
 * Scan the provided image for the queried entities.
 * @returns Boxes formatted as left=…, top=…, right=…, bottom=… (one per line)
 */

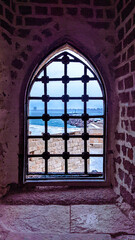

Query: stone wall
left=0, top=0, right=116, bottom=192
left=113, top=0, right=135, bottom=207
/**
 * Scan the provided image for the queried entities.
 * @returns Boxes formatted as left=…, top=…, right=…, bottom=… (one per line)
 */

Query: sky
left=30, top=56, right=103, bottom=110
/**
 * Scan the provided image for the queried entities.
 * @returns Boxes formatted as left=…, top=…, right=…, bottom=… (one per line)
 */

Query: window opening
left=25, top=47, right=106, bottom=182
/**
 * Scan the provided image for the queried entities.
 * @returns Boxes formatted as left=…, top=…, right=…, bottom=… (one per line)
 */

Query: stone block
left=117, top=0, right=123, bottom=13
left=17, top=28, right=31, bottom=37
left=51, top=7, right=63, bottom=16
left=131, top=60, right=135, bottom=72
left=62, top=0, right=90, bottom=4
left=124, top=76, right=133, bottom=89
left=30, top=0, right=58, bottom=3
left=6, top=232, right=112, bottom=240
left=0, top=4, right=3, bottom=15
left=19, top=6, right=32, bottom=15
left=118, top=27, right=124, bottom=40
left=115, top=235, right=135, bottom=240
left=25, top=17, right=52, bottom=26
left=5, top=9, right=13, bottom=23
left=115, top=63, right=129, bottom=78
left=127, top=107, right=135, bottom=118
left=1, top=19, right=14, bottom=34
left=127, top=45, right=134, bottom=59
left=94, top=0, right=111, bottom=6
left=66, top=8, right=77, bottom=16
left=81, top=8, right=93, bottom=18
left=123, top=29, right=135, bottom=48
left=126, top=18, right=131, bottom=33
left=115, top=16, right=120, bottom=28
left=0, top=205, right=70, bottom=233
left=35, top=6, right=47, bottom=15
left=122, top=0, right=134, bottom=21
left=71, top=205, right=135, bottom=234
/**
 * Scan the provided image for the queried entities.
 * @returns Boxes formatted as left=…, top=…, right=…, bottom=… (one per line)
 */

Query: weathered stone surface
left=71, top=205, right=135, bottom=234
left=0, top=224, right=9, bottom=240
left=114, top=236, right=135, bottom=240
left=6, top=232, right=112, bottom=240
left=0, top=205, right=69, bottom=233
left=1, top=188, right=117, bottom=205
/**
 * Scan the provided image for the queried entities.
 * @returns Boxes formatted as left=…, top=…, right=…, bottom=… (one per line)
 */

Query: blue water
left=29, top=109, right=103, bottom=128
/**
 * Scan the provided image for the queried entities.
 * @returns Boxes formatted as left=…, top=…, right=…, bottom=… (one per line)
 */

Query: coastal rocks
left=67, top=119, right=102, bottom=127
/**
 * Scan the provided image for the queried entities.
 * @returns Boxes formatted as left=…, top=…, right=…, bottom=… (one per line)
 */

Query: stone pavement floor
left=0, top=204, right=135, bottom=240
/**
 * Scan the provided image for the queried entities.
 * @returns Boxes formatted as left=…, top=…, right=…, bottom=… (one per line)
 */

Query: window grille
left=25, top=48, right=106, bottom=182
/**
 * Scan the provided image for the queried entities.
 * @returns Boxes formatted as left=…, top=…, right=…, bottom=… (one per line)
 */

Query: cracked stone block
left=0, top=205, right=70, bottom=233
left=71, top=205, right=135, bottom=234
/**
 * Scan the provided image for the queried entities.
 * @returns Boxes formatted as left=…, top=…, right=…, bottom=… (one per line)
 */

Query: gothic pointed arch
left=24, top=44, right=106, bottom=183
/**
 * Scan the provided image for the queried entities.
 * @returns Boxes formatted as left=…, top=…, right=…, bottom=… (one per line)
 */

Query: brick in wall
left=115, top=156, right=122, bottom=164
left=30, top=0, right=58, bottom=3
left=128, top=147, right=133, bottom=160
left=116, top=144, right=120, bottom=153
left=115, top=16, right=120, bottom=28
left=119, top=92, right=129, bottom=103
left=124, top=173, right=131, bottom=188
left=118, top=27, right=124, bottom=41
left=117, top=0, right=123, bottom=13
left=0, top=19, right=15, bottom=34
left=122, top=0, right=134, bottom=22
left=66, top=8, right=77, bottom=16
left=51, top=7, right=63, bottom=16
left=120, top=186, right=133, bottom=206
left=118, top=168, right=124, bottom=181
left=16, top=16, right=22, bottom=25
left=2, top=0, right=10, bottom=7
left=115, top=63, right=129, bottom=78
left=126, top=18, right=131, bottom=33
left=122, top=52, right=126, bottom=62
left=115, top=131, right=125, bottom=141
left=17, top=29, right=31, bottom=38
left=122, top=145, right=127, bottom=156
left=126, top=134, right=135, bottom=147
left=0, top=4, right=3, bottom=15
left=131, top=120, right=135, bottom=131
left=131, top=91, right=135, bottom=102
left=127, top=106, right=135, bottom=118
left=106, top=9, right=115, bottom=19
left=123, top=28, right=135, bottom=48
left=131, top=60, right=135, bottom=72
left=112, top=56, right=121, bottom=67
left=121, top=107, right=125, bottom=117
left=114, top=42, right=122, bottom=54
left=124, top=76, right=133, bottom=89
left=94, top=0, right=111, bottom=6
left=19, top=6, right=32, bottom=15
left=35, top=6, right=47, bottom=15
left=96, top=9, right=103, bottom=18
left=25, top=17, right=52, bottom=26
left=1, top=32, right=12, bottom=45
left=118, top=79, right=123, bottom=90
left=127, top=45, right=134, bottom=59
left=62, top=0, right=90, bottom=4
left=5, top=9, right=13, bottom=23
left=81, top=8, right=93, bottom=18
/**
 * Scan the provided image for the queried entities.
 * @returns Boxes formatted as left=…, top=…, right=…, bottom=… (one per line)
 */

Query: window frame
left=23, top=44, right=107, bottom=186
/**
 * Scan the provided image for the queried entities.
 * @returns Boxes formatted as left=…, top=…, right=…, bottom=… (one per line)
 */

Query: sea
left=29, top=108, right=103, bottom=135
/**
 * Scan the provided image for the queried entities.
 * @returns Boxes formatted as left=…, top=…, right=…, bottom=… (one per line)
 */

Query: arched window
left=24, top=45, right=106, bottom=183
